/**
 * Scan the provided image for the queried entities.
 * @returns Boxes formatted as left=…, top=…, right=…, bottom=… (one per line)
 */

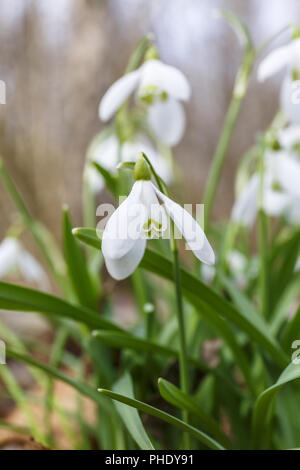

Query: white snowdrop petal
left=92, top=135, right=120, bottom=169
left=84, top=166, right=105, bottom=194
left=102, top=181, right=144, bottom=260
left=18, top=251, right=49, bottom=288
left=0, top=237, right=20, bottom=278
left=278, top=125, right=300, bottom=148
left=280, top=74, right=300, bottom=124
left=99, top=70, right=141, bottom=121
left=231, top=174, right=259, bottom=227
left=148, top=99, right=186, bottom=147
left=274, top=152, right=300, bottom=196
left=257, top=45, right=292, bottom=82
left=104, top=238, right=146, bottom=280
left=263, top=188, right=291, bottom=216
left=139, top=60, right=191, bottom=101
left=152, top=184, right=215, bottom=265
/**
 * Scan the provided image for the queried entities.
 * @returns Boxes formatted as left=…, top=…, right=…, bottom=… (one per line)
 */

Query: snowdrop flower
left=231, top=150, right=300, bottom=226
left=278, top=124, right=300, bottom=149
left=257, top=36, right=300, bottom=123
left=0, top=237, right=49, bottom=288
left=85, top=133, right=171, bottom=193
left=99, top=58, right=190, bottom=146
left=102, top=156, right=214, bottom=280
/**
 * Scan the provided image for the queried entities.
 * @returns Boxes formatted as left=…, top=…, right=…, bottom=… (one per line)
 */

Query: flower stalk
left=203, top=12, right=255, bottom=226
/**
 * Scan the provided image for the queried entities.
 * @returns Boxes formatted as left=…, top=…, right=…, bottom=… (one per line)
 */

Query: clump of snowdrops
left=0, top=11, right=300, bottom=450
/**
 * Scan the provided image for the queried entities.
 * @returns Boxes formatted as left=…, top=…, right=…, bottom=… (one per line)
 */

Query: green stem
left=257, top=141, right=269, bottom=318
left=171, top=241, right=190, bottom=449
left=203, top=46, right=255, bottom=227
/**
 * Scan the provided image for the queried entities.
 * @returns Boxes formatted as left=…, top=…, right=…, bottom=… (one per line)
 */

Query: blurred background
left=0, top=0, right=299, bottom=242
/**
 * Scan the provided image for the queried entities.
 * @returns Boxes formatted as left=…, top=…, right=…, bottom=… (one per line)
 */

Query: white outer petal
left=148, top=98, right=185, bottom=147
left=280, top=74, right=300, bottom=124
left=102, top=181, right=144, bottom=260
left=257, top=44, right=292, bottom=82
left=152, top=183, right=215, bottom=265
left=231, top=174, right=259, bottom=227
left=92, top=134, right=119, bottom=170
left=18, top=250, right=49, bottom=289
left=0, top=238, right=20, bottom=278
left=278, top=125, right=300, bottom=148
left=84, top=165, right=105, bottom=194
left=104, top=238, right=146, bottom=280
left=139, top=60, right=191, bottom=101
left=262, top=188, right=290, bottom=216
left=269, top=151, right=300, bottom=196
left=99, top=70, right=141, bottom=121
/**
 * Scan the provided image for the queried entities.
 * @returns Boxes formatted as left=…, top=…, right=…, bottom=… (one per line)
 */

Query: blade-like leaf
left=6, top=349, right=118, bottom=418
left=158, top=378, right=231, bottom=449
left=113, top=373, right=154, bottom=450
left=62, top=207, right=98, bottom=309
left=98, top=388, right=225, bottom=450
left=92, top=161, right=118, bottom=197
left=252, top=362, right=300, bottom=449
left=0, top=281, right=121, bottom=331
left=74, top=228, right=288, bottom=368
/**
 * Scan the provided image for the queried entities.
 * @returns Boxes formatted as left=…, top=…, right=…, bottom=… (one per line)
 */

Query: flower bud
left=134, top=154, right=151, bottom=181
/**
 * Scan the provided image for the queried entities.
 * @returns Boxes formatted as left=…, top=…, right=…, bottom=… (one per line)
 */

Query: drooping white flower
left=231, top=150, right=300, bottom=226
left=85, top=133, right=171, bottom=193
left=99, top=59, right=191, bottom=146
left=0, top=237, right=49, bottom=288
left=101, top=161, right=214, bottom=280
left=257, top=38, right=300, bottom=123
left=278, top=124, right=300, bottom=149
left=257, top=38, right=300, bottom=83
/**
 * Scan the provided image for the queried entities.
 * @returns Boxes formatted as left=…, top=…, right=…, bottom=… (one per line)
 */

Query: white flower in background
left=231, top=150, right=300, bottom=227
left=201, top=250, right=258, bottom=289
left=0, top=237, right=49, bottom=288
left=257, top=37, right=300, bottom=123
left=101, top=157, right=214, bottom=280
left=99, top=59, right=191, bottom=146
left=278, top=124, right=300, bottom=149
left=85, top=133, right=171, bottom=193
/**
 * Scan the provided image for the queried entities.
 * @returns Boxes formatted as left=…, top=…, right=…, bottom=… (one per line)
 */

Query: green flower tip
left=144, top=45, right=159, bottom=61
left=134, top=153, right=151, bottom=181
left=292, top=25, right=300, bottom=40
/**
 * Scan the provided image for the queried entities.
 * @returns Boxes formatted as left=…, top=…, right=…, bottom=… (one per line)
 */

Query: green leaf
left=74, top=228, right=288, bottom=368
left=6, top=349, right=118, bottom=418
left=98, top=388, right=225, bottom=450
left=281, top=306, right=300, bottom=352
left=92, top=161, right=118, bottom=197
left=92, top=330, right=209, bottom=372
left=158, top=378, right=231, bottom=449
left=270, top=229, right=300, bottom=311
left=62, top=206, right=98, bottom=309
left=112, top=373, right=154, bottom=450
left=0, top=281, right=121, bottom=331
left=252, top=362, right=300, bottom=449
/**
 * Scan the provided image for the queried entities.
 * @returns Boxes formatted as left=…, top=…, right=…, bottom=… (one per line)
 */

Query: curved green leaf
left=98, top=388, right=225, bottom=450
left=62, top=207, right=98, bottom=309
left=158, top=378, right=231, bottom=449
left=252, top=362, right=300, bottom=449
left=113, top=373, right=154, bottom=450
left=0, top=281, right=121, bottom=331
left=6, top=349, right=118, bottom=418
